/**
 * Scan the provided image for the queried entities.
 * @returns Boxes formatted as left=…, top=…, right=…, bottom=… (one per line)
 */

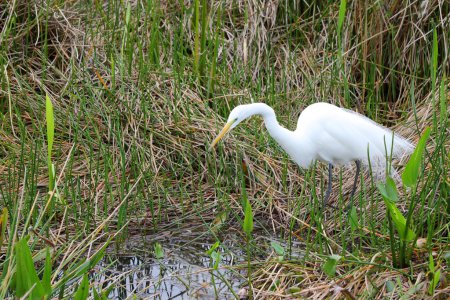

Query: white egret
left=210, top=102, right=414, bottom=207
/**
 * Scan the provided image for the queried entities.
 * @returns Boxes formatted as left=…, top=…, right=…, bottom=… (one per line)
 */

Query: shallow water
left=96, top=240, right=245, bottom=299
left=92, top=224, right=304, bottom=299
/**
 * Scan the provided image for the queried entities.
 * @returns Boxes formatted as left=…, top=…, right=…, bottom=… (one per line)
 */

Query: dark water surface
left=95, top=239, right=246, bottom=299
left=92, top=223, right=304, bottom=299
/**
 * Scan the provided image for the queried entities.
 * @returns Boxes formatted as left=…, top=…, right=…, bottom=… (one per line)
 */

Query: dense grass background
left=0, top=0, right=449, bottom=298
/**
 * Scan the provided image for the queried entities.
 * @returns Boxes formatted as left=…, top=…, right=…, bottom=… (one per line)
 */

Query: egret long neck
left=253, top=103, right=312, bottom=167
left=255, top=104, right=296, bottom=151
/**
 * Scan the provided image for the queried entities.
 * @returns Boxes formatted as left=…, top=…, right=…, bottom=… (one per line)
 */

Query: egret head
left=209, top=105, right=253, bottom=149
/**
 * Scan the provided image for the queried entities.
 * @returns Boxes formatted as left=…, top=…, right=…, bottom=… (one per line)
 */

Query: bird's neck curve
left=245, top=103, right=313, bottom=167
left=251, top=103, right=296, bottom=151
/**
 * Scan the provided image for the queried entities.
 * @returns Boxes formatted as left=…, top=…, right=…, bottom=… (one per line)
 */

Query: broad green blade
left=243, top=198, right=253, bottom=235
left=323, top=254, right=341, bottom=277
left=384, top=199, right=416, bottom=241
left=46, top=95, right=54, bottom=159
left=73, top=274, right=89, bottom=300
left=15, top=238, right=46, bottom=299
left=402, top=127, right=431, bottom=188
left=42, top=247, right=52, bottom=295
left=337, top=0, right=347, bottom=36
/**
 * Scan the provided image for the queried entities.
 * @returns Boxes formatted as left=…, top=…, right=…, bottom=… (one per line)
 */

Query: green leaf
left=0, top=208, right=8, bottom=248
left=384, top=199, right=416, bottom=241
left=287, top=287, right=302, bottom=294
left=125, top=2, right=131, bottom=26
left=428, top=253, right=441, bottom=295
left=73, top=274, right=90, bottom=300
left=377, top=177, right=398, bottom=202
left=322, top=254, right=341, bottom=277
left=211, top=251, right=221, bottom=269
left=193, top=0, right=200, bottom=74
left=430, top=270, right=441, bottom=295
left=377, top=177, right=415, bottom=240
left=349, top=206, right=358, bottom=230
left=70, top=259, right=89, bottom=281
left=93, top=288, right=102, bottom=300
left=93, top=285, right=114, bottom=300
left=241, top=165, right=253, bottom=234
left=14, top=238, right=46, bottom=299
left=428, top=253, right=435, bottom=272
left=46, top=95, right=55, bottom=192
left=206, top=241, right=220, bottom=256
left=42, top=247, right=52, bottom=295
left=243, top=199, right=253, bottom=235
left=154, top=242, right=164, bottom=259
left=241, top=162, right=252, bottom=237
left=431, top=25, right=438, bottom=88
left=402, top=127, right=431, bottom=188
left=46, top=95, right=54, bottom=157
left=337, top=0, right=347, bottom=37
left=270, top=241, right=284, bottom=256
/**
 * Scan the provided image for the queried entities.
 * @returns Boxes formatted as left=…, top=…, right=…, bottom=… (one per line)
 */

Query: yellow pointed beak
left=209, top=121, right=234, bottom=150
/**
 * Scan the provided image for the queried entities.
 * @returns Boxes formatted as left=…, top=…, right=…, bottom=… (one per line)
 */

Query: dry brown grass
left=0, top=0, right=448, bottom=299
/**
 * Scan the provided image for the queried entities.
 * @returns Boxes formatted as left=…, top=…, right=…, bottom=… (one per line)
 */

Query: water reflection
left=96, top=242, right=244, bottom=299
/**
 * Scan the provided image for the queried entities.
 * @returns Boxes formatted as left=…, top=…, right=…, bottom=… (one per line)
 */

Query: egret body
left=210, top=102, right=414, bottom=207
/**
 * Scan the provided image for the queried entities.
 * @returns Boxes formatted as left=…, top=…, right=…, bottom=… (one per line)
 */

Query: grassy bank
left=0, top=0, right=449, bottom=298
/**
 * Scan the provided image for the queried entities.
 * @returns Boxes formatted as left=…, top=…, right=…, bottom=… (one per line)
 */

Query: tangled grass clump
left=0, top=0, right=448, bottom=299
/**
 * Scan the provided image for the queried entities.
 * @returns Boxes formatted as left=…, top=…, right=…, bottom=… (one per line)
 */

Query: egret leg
left=346, top=160, right=361, bottom=211
left=323, top=163, right=333, bottom=208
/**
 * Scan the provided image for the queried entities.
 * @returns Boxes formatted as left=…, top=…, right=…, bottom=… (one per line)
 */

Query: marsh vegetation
left=0, top=0, right=449, bottom=299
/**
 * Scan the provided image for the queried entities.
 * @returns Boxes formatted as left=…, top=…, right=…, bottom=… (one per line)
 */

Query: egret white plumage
left=210, top=102, right=414, bottom=207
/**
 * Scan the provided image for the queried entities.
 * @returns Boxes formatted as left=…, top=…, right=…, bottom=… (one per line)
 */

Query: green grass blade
left=402, top=127, right=431, bottom=188
left=428, top=253, right=441, bottom=295
left=323, top=254, right=341, bottom=277
left=42, top=247, right=52, bottom=295
left=199, top=0, right=208, bottom=79
left=243, top=198, right=253, bottom=236
left=337, top=0, right=347, bottom=39
left=377, top=177, right=398, bottom=202
left=73, top=274, right=89, bottom=300
left=193, top=0, right=200, bottom=74
left=271, top=241, right=284, bottom=256
left=207, top=7, right=221, bottom=98
left=431, top=24, right=438, bottom=91
left=14, top=238, right=46, bottom=299
left=430, top=269, right=441, bottom=295
left=93, top=288, right=102, bottom=300
left=349, top=206, right=358, bottom=231
left=46, top=95, right=54, bottom=158
left=46, top=95, right=55, bottom=192
left=0, top=208, right=7, bottom=250
left=125, top=2, right=131, bottom=26
left=211, top=251, right=221, bottom=269
left=378, top=179, right=416, bottom=241
left=384, top=199, right=416, bottom=242
left=431, top=23, right=438, bottom=130
left=206, top=241, right=220, bottom=256
left=154, top=242, right=164, bottom=259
